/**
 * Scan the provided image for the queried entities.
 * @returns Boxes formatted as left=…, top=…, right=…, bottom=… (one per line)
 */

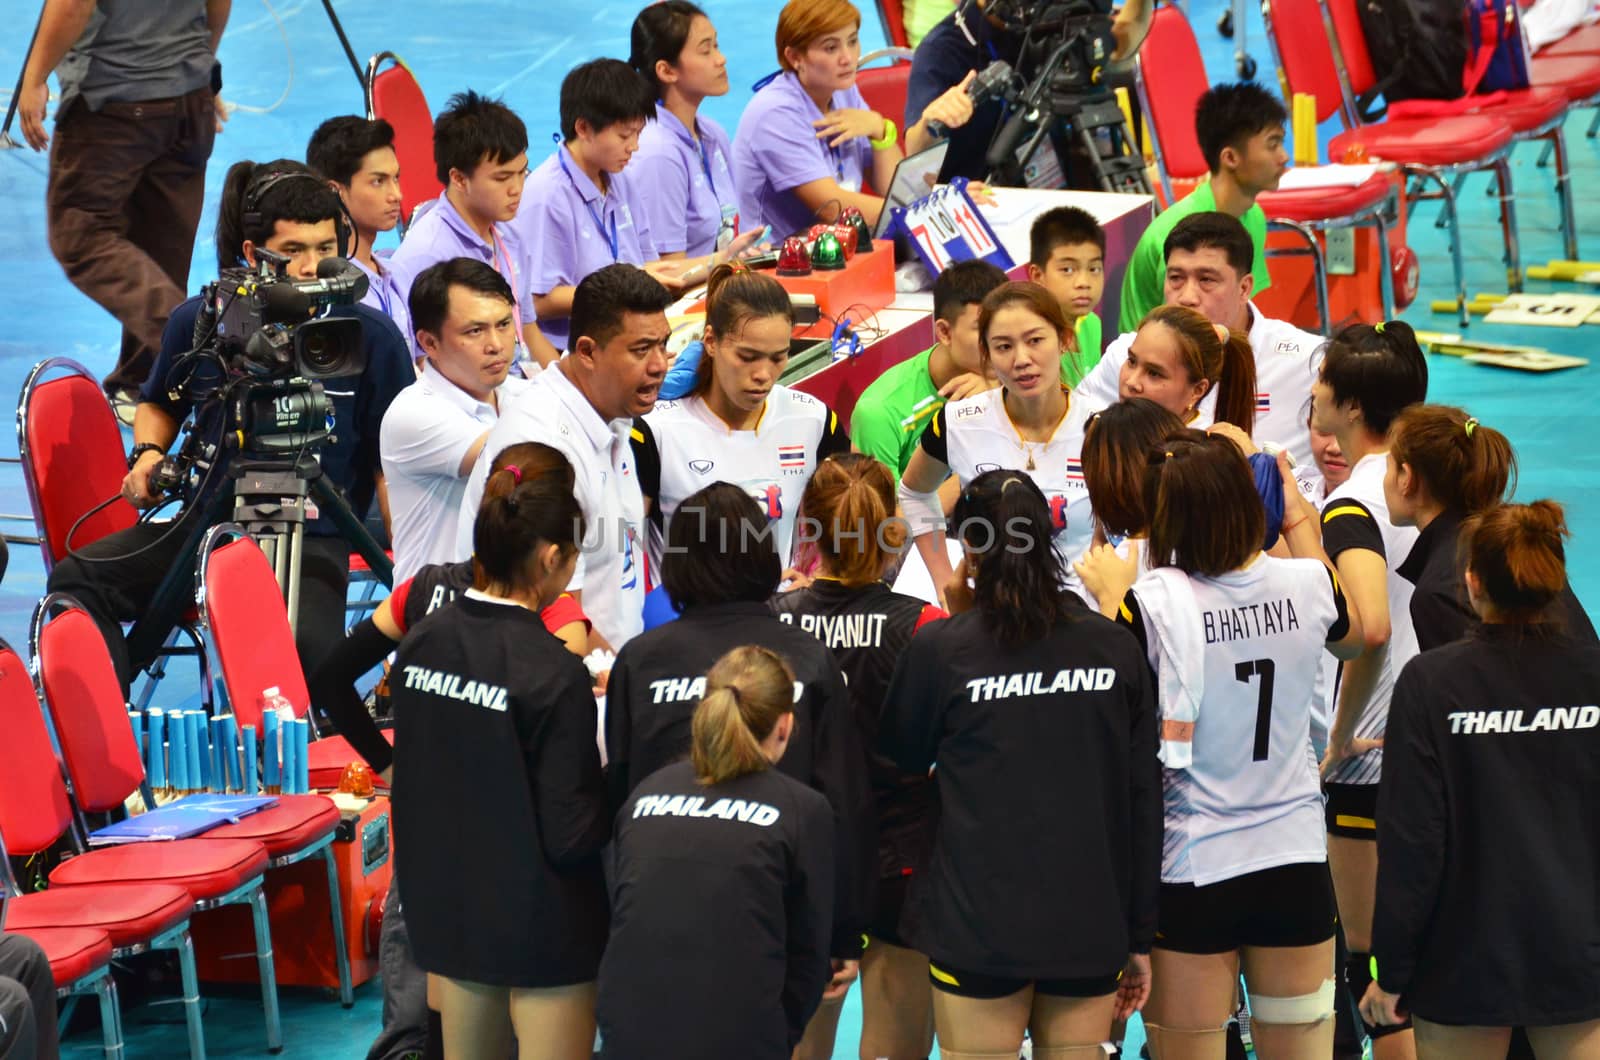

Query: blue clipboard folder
left=89, top=794, right=278, bottom=845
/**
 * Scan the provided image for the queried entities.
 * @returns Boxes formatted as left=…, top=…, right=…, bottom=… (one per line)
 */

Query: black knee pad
left=1345, top=951, right=1411, bottom=1040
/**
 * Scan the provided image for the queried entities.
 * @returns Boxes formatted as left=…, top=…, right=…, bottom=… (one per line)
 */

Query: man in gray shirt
left=19, top=0, right=230, bottom=414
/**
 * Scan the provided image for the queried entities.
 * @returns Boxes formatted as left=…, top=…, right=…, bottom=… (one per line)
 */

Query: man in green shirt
left=850, top=259, right=1008, bottom=482
left=1119, top=82, right=1288, bottom=332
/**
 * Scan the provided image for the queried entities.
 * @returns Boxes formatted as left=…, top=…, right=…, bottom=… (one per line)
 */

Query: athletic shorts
left=1155, top=861, right=1338, bottom=955
left=1324, top=782, right=1379, bottom=839
left=869, top=872, right=913, bottom=948
left=928, top=961, right=1122, bottom=1000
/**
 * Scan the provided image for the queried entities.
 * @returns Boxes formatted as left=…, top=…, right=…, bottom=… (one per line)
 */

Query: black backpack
left=1354, top=0, right=1469, bottom=120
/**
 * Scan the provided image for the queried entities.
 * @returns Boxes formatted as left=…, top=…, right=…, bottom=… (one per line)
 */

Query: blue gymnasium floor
left=2, top=0, right=1598, bottom=1055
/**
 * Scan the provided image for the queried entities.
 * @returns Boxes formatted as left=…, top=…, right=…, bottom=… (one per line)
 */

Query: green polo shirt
left=1118, top=181, right=1271, bottom=333
left=850, top=346, right=944, bottom=483
left=1061, top=312, right=1104, bottom=388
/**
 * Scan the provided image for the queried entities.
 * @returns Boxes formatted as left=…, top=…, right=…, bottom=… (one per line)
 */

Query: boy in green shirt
left=850, top=259, right=1008, bottom=482
left=1119, top=81, right=1288, bottom=332
left=1026, top=205, right=1107, bottom=387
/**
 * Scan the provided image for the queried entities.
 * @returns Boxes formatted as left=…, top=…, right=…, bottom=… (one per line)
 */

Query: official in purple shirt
left=306, top=116, right=417, bottom=352
left=629, top=3, right=742, bottom=259
left=514, top=59, right=687, bottom=352
left=389, top=90, right=559, bottom=367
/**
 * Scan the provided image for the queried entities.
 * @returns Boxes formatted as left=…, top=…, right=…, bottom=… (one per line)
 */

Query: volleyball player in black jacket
left=1363, top=501, right=1600, bottom=1058
left=391, top=463, right=608, bottom=1060
left=773, top=453, right=946, bottom=1060
left=598, top=645, right=835, bottom=1059
left=603, top=483, right=875, bottom=999
left=1385, top=404, right=1595, bottom=650
left=879, top=470, right=1160, bottom=1057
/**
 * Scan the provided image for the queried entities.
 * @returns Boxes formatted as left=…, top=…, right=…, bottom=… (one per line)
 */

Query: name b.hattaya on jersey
left=1203, top=597, right=1301, bottom=644
left=966, top=667, right=1117, bottom=702
left=1448, top=705, right=1600, bottom=734
left=631, top=793, right=781, bottom=826
left=400, top=665, right=509, bottom=712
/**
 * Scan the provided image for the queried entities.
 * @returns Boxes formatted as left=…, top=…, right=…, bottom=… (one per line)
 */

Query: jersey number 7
left=1235, top=658, right=1277, bottom=762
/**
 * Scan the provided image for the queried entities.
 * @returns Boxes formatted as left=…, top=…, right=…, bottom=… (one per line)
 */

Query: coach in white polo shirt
left=381, top=258, right=533, bottom=582
left=458, top=263, right=673, bottom=650
left=1077, top=211, right=1324, bottom=468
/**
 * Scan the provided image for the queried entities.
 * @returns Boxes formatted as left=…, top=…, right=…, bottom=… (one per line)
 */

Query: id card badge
left=715, top=203, right=739, bottom=252
left=840, top=177, right=863, bottom=193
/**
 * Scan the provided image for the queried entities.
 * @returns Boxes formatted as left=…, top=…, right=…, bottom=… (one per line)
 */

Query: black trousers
left=47, top=506, right=352, bottom=694
left=0, top=933, right=57, bottom=1060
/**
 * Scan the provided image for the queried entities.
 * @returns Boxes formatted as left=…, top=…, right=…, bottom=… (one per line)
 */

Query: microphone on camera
left=926, top=60, right=1016, bottom=139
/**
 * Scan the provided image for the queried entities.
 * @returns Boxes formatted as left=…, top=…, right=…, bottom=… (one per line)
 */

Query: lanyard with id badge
left=699, top=138, right=740, bottom=252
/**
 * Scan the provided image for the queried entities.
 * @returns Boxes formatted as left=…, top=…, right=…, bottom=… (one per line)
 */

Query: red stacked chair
left=1263, top=0, right=1521, bottom=324
left=0, top=638, right=204, bottom=1059
left=1135, top=5, right=1401, bottom=331
left=2, top=927, right=123, bottom=1059
left=29, top=593, right=283, bottom=1053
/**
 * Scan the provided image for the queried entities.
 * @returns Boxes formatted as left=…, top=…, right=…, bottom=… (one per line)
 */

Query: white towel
left=1132, top=567, right=1205, bottom=769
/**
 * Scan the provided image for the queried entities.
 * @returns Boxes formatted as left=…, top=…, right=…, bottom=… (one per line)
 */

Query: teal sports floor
left=0, top=0, right=1594, bottom=1054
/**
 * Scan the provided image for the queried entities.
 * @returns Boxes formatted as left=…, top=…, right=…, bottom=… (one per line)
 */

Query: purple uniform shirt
left=732, top=71, right=874, bottom=240
left=388, top=192, right=539, bottom=344
left=355, top=250, right=415, bottom=356
left=512, top=144, right=657, bottom=350
left=632, top=103, right=740, bottom=258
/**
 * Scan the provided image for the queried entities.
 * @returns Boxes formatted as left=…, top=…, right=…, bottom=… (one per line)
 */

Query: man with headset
left=46, top=158, right=413, bottom=693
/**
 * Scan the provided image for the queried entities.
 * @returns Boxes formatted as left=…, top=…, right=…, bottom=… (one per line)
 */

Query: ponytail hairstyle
left=630, top=0, right=707, bottom=97
left=1081, top=398, right=1186, bottom=539
left=1462, top=500, right=1570, bottom=624
left=1388, top=404, right=1516, bottom=517
left=473, top=448, right=583, bottom=595
left=950, top=469, right=1079, bottom=645
left=215, top=159, right=343, bottom=271
left=691, top=645, right=796, bottom=784
left=977, top=281, right=1070, bottom=363
left=1139, top=304, right=1257, bottom=433
left=800, top=453, right=905, bottom=586
left=1317, top=320, right=1429, bottom=436
left=1144, top=429, right=1264, bottom=576
left=694, top=264, right=794, bottom=395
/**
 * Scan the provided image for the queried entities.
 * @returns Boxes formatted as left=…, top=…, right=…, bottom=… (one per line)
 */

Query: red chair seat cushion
left=1529, top=56, right=1600, bottom=100
left=200, top=794, right=339, bottom=857
left=308, top=733, right=393, bottom=791
left=1330, top=115, right=1514, bottom=167
left=1538, top=24, right=1600, bottom=56
left=50, top=837, right=269, bottom=900
left=1389, top=86, right=1568, bottom=132
left=3, top=883, right=192, bottom=948
left=1259, top=174, right=1392, bottom=221
left=11, top=926, right=112, bottom=987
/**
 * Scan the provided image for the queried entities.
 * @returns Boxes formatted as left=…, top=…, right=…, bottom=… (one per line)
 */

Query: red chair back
left=875, top=0, right=911, bottom=49
left=1264, top=0, right=1351, bottom=122
left=1324, top=0, right=1380, bottom=98
left=1136, top=7, right=1214, bottom=183
left=858, top=62, right=913, bottom=136
left=34, top=601, right=145, bottom=815
left=0, top=643, right=75, bottom=856
left=365, top=52, right=444, bottom=228
left=17, top=360, right=137, bottom=571
left=200, top=536, right=309, bottom=732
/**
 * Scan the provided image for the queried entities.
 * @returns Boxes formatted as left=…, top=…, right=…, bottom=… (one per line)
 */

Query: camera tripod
left=984, top=34, right=1152, bottom=195
left=125, top=451, right=393, bottom=680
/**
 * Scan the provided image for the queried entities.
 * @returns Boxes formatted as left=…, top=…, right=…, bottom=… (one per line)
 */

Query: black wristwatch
left=128, top=442, right=164, bottom=470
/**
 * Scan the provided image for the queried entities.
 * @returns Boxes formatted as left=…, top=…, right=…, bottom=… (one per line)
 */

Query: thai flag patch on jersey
left=1066, top=457, right=1084, bottom=481
left=777, top=444, right=807, bottom=470
left=1255, top=393, right=1272, bottom=413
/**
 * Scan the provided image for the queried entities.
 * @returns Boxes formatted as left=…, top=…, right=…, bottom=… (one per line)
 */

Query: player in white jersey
left=635, top=265, right=847, bottom=569
left=1307, top=321, right=1428, bottom=1058
left=1078, top=431, right=1363, bottom=1060
left=1076, top=212, right=1324, bottom=467
left=1077, top=398, right=1186, bottom=610
left=898, top=282, right=1097, bottom=603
